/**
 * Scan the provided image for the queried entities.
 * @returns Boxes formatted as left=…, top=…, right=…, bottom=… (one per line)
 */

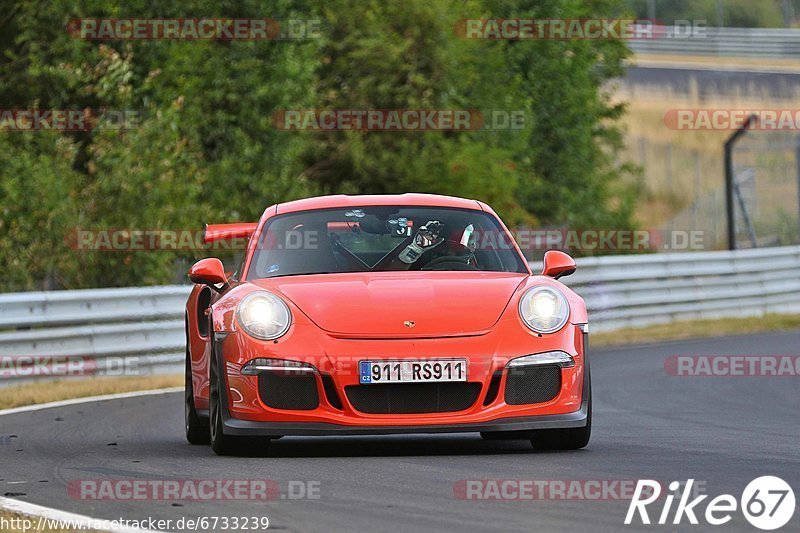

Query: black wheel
left=530, top=416, right=591, bottom=450
left=209, top=343, right=240, bottom=455
left=185, top=327, right=209, bottom=445
left=530, top=373, right=591, bottom=451
left=208, top=338, right=272, bottom=456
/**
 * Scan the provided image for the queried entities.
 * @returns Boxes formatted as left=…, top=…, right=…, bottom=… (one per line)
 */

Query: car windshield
left=247, top=206, right=528, bottom=279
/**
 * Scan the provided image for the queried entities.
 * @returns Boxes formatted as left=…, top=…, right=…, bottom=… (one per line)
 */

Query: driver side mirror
left=189, top=258, right=228, bottom=288
left=541, top=250, right=576, bottom=279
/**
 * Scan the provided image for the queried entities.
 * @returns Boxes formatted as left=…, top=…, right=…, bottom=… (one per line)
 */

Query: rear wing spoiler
left=203, top=222, right=257, bottom=243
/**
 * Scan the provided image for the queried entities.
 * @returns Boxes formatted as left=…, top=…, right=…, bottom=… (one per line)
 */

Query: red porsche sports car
left=185, top=194, right=590, bottom=455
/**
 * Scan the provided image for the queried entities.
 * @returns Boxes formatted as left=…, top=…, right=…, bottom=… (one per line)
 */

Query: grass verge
left=634, top=53, right=800, bottom=73
left=0, top=374, right=182, bottom=411
left=591, top=313, right=800, bottom=348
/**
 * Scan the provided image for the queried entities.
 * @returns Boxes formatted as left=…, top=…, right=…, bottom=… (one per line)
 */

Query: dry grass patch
left=591, top=313, right=800, bottom=348
left=613, top=87, right=799, bottom=229
left=0, top=375, right=182, bottom=410
left=635, top=53, right=800, bottom=73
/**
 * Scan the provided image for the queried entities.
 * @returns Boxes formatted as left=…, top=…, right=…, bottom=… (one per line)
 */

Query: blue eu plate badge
left=359, top=361, right=372, bottom=384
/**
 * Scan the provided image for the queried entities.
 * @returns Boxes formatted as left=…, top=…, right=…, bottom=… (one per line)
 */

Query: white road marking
left=0, top=496, right=164, bottom=533
left=0, top=387, right=182, bottom=417
left=0, top=387, right=183, bottom=532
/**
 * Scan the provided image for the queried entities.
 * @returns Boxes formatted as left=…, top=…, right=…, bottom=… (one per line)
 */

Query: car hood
left=253, top=272, right=528, bottom=338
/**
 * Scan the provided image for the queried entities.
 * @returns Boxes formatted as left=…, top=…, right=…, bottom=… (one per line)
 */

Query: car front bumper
left=221, top=402, right=589, bottom=436
left=211, top=322, right=590, bottom=436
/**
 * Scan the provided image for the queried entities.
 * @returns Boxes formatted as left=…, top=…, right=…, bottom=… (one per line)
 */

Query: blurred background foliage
left=625, top=0, right=800, bottom=28
left=0, top=0, right=638, bottom=290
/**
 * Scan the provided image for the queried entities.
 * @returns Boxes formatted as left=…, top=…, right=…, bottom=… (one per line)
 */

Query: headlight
left=236, top=291, right=291, bottom=340
left=518, top=286, right=570, bottom=334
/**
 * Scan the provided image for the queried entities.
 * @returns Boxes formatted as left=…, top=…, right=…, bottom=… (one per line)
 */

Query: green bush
left=0, top=0, right=636, bottom=290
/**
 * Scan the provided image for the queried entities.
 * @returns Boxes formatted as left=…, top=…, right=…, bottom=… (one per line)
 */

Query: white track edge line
left=0, top=496, right=164, bottom=533
left=0, top=387, right=182, bottom=417
left=0, top=388, right=182, bottom=532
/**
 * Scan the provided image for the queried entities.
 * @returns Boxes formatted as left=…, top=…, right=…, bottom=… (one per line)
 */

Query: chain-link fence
left=728, top=131, right=800, bottom=248
left=632, top=131, right=800, bottom=251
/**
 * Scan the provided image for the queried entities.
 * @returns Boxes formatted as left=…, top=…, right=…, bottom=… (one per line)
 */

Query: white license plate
left=359, top=359, right=467, bottom=384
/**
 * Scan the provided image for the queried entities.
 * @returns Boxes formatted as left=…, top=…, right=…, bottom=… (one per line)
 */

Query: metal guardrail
left=629, top=26, right=800, bottom=58
left=1, top=245, right=799, bottom=380
left=0, top=287, right=190, bottom=380
left=562, top=245, right=800, bottom=331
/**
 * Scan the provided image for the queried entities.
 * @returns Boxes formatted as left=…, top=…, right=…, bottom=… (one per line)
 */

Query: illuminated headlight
left=518, top=286, right=570, bottom=334
left=236, top=291, right=291, bottom=340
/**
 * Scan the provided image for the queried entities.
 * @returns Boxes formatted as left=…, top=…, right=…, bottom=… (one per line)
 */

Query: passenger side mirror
left=541, top=250, right=576, bottom=279
left=189, top=258, right=228, bottom=288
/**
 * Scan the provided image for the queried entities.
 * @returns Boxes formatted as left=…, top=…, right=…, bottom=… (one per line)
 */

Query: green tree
left=1, top=0, right=639, bottom=290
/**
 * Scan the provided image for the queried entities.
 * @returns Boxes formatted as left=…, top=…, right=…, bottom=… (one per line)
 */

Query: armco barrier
left=562, top=245, right=800, bottom=331
left=0, top=286, right=190, bottom=380
left=629, top=26, right=800, bottom=59
left=1, top=245, right=799, bottom=379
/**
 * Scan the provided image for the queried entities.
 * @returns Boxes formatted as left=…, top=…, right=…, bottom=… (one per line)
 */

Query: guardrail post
left=796, top=137, right=800, bottom=244
left=724, top=114, right=756, bottom=250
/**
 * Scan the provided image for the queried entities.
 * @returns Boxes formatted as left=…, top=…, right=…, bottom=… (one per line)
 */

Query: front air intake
left=258, top=371, right=319, bottom=410
left=504, top=364, right=561, bottom=405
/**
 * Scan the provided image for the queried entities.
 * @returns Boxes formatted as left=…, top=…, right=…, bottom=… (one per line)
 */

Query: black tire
left=479, top=397, right=591, bottom=448
left=530, top=371, right=592, bottom=451
left=529, top=413, right=591, bottom=450
left=209, top=341, right=239, bottom=455
left=185, top=327, right=209, bottom=445
left=209, top=337, right=272, bottom=456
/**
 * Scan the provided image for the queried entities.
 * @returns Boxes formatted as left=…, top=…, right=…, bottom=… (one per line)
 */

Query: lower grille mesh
left=345, top=382, right=481, bottom=414
left=504, top=364, right=562, bottom=405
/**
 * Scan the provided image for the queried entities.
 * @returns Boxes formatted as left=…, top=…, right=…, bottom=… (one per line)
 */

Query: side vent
left=321, top=373, right=343, bottom=410
left=483, top=370, right=503, bottom=406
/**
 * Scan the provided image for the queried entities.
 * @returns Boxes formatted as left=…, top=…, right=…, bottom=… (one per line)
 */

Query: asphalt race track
left=1, top=332, right=798, bottom=532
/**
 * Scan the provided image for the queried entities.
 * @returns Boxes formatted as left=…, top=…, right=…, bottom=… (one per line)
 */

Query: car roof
left=274, top=193, right=484, bottom=215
